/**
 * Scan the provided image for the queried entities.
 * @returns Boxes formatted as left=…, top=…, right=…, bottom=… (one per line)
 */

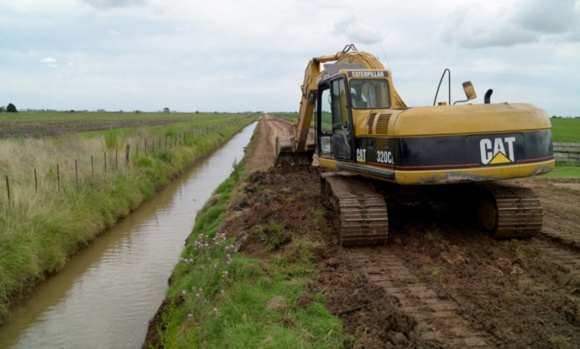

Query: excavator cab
left=315, top=68, right=398, bottom=174
left=317, top=76, right=353, bottom=161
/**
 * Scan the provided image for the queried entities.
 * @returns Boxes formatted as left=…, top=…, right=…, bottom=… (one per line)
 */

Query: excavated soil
left=149, top=115, right=580, bottom=348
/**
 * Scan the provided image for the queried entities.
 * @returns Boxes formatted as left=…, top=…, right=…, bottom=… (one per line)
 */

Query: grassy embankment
left=0, top=112, right=259, bottom=320
left=149, top=123, right=347, bottom=349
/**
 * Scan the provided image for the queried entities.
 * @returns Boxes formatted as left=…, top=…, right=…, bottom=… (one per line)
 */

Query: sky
left=0, top=0, right=579, bottom=116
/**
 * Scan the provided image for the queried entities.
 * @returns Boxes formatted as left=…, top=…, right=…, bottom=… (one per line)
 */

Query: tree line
left=0, top=103, right=18, bottom=113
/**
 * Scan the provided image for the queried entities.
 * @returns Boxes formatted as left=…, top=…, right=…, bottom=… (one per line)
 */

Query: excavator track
left=477, top=182, right=543, bottom=239
left=320, top=172, right=388, bottom=246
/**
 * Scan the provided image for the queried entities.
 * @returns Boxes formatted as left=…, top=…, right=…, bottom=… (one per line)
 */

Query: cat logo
left=356, top=148, right=366, bottom=162
left=480, top=137, right=516, bottom=165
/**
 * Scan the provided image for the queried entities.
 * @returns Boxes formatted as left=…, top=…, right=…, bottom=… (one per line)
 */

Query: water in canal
left=0, top=122, right=257, bottom=348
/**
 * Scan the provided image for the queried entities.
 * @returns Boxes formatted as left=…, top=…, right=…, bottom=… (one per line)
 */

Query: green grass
left=154, top=159, right=347, bottom=349
left=539, top=163, right=580, bottom=179
left=551, top=117, right=580, bottom=143
left=0, top=113, right=259, bottom=320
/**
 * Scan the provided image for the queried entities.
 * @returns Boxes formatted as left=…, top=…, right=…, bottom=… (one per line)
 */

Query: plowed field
left=219, top=115, right=580, bottom=348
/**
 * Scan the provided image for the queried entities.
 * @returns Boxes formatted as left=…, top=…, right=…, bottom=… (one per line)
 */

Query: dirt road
left=224, top=115, right=580, bottom=348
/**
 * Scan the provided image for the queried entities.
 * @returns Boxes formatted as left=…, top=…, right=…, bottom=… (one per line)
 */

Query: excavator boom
left=276, top=44, right=406, bottom=164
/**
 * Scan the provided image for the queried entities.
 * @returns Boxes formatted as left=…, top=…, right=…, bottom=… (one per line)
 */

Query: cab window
left=350, top=79, right=390, bottom=109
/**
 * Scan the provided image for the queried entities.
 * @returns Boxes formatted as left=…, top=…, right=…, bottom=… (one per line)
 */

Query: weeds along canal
left=0, top=122, right=257, bottom=349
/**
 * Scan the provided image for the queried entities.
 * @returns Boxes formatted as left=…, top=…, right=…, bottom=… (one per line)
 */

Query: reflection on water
left=0, top=122, right=257, bottom=348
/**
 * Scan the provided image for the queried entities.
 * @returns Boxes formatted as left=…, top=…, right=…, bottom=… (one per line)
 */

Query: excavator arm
left=276, top=44, right=406, bottom=165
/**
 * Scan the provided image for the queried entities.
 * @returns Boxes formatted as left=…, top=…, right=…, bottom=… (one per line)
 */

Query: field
left=147, top=115, right=580, bottom=348
left=0, top=111, right=244, bottom=138
left=551, top=117, right=580, bottom=142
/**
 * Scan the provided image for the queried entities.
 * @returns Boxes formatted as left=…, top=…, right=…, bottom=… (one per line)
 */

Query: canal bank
left=0, top=122, right=258, bottom=348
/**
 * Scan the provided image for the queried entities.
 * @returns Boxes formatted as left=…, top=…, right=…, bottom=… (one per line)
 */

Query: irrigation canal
left=0, top=122, right=257, bottom=348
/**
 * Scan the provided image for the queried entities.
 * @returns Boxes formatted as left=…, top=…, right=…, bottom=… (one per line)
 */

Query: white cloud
left=79, top=0, right=147, bottom=10
left=439, top=0, right=580, bottom=48
left=333, top=17, right=385, bottom=45
left=41, top=57, right=58, bottom=68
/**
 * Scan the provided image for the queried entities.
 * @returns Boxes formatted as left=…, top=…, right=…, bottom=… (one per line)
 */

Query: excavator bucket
left=275, top=136, right=314, bottom=166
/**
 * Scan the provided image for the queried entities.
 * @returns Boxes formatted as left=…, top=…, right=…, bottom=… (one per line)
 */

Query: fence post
left=34, top=169, right=38, bottom=193
left=75, top=159, right=79, bottom=188
left=104, top=152, right=107, bottom=172
left=5, top=175, right=10, bottom=204
left=91, top=155, right=94, bottom=176
left=57, top=164, right=60, bottom=191
left=115, top=149, right=118, bottom=169
left=126, top=144, right=130, bottom=166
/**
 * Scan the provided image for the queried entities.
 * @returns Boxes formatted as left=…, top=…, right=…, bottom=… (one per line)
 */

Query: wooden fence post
left=57, top=164, right=60, bottom=191
left=5, top=175, right=10, bottom=204
left=34, top=169, right=38, bottom=193
left=126, top=144, right=130, bottom=166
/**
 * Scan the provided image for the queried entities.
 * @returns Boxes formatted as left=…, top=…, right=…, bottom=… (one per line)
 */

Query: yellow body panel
left=352, top=103, right=551, bottom=138
left=319, top=158, right=554, bottom=185
left=394, top=159, right=554, bottom=185
left=319, top=157, right=339, bottom=169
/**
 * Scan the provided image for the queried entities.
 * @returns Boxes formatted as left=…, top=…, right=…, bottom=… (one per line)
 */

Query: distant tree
left=163, top=107, right=170, bottom=113
left=6, top=103, right=18, bottom=113
left=0, top=106, right=5, bottom=113
left=195, top=110, right=200, bottom=114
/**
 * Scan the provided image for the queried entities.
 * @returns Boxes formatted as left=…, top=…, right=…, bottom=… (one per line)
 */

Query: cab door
left=317, top=78, right=354, bottom=161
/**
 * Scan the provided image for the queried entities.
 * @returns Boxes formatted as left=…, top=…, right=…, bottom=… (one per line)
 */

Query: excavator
left=276, top=44, right=554, bottom=246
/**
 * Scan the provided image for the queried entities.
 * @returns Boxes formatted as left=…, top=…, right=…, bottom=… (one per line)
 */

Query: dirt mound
left=222, top=163, right=429, bottom=348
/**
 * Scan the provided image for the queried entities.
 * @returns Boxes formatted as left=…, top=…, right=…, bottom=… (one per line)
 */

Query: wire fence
left=1, top=125, right=217, bottom=206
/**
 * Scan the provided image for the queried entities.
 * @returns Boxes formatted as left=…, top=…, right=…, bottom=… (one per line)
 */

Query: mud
left=149, top=115, right=580, bottom=348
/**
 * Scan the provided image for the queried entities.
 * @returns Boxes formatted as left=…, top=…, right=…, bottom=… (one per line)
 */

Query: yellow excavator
left=276, top=44, right=554, bottom=245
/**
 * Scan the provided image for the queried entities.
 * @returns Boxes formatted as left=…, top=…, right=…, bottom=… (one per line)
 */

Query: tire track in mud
left=349, top=247, right=495, bottom=348
left=540, top=223, right=580, bottom=250
left=527, top=238, right=580, bottom=288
